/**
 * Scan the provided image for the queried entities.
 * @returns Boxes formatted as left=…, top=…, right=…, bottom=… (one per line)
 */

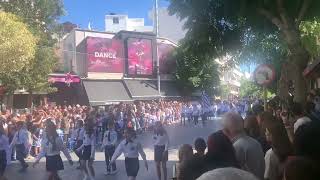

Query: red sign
left=158, top=42, right=176, bottom=74
left=254, top=64, right=276, bottom=86
left=127, top=38, right=153, bottom=75
left=87, top=37, right=124, bottom=73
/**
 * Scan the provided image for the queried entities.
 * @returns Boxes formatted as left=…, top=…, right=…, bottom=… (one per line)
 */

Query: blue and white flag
left=201, top=91, right=212, bottom=110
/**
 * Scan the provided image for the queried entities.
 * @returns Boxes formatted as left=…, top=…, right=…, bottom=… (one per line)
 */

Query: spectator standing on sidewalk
left=222, top=112, right=265, bottom=179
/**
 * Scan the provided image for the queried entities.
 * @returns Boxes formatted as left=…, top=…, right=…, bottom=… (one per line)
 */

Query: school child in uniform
left=0, top=121, right=9, bottom=180
left=153, top=122, right=169, bottom=180
left=102, top=121, right=118, bottom=175
left=110, top=128, right=148, bottom=180
left=33, top=120, right=73, bottom=180
left=76, top=119, right=96, bottom=180
left=72, top=120, right=85, bottom=169
left=10, top=121, right=30, bottom=172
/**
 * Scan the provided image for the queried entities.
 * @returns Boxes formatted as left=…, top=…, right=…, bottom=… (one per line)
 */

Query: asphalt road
left=4, top=118, right=222, bottom=180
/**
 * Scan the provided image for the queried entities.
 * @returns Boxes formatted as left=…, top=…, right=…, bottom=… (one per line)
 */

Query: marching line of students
left=0, top=117, right=173, bottom=180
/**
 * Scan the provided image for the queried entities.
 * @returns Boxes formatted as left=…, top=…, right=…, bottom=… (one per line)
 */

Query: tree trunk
left=281, top=28, right=310, bottom=104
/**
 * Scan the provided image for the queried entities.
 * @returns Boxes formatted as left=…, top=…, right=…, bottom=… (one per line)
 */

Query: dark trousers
left=74, top=140, right=83, bottom=160
left=193, top=115, right=199, bottom=125
left=16, top=144, right=27, bottom=167
left=181, top=114, right=186, bottom=126
left=201, top=113, right=207, bottom=126
left=105, top=145, right=116, bottom=171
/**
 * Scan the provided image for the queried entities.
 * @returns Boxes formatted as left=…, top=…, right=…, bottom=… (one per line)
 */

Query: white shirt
left=10, top=128, right=30, bottom=147
left=264, top=148, right=282, bottom=180
left=102, top=129, right=117, bottom=147
left=294, top=116, right=312, bottom=133
left=153, top=132, right=169, bottom=150
left=71, top=127, right=85, bottom=141
left=111, top=138, right=146, bottom=162
left=36, top=136, right=72, bottom=161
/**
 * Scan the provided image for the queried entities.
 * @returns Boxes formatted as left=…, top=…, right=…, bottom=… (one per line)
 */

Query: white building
left=215, top=57, right=245, bottom=97
left=105, top=14, right=153, bottom=33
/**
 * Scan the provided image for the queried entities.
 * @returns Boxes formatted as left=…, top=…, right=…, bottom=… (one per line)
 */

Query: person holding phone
left=110, top=128, right=148, bottom=180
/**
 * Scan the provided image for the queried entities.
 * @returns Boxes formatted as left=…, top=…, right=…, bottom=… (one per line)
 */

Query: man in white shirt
left=222, top=112, right=265, bottom=179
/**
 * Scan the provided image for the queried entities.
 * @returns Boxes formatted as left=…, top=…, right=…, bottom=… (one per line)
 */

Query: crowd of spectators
left=173, top=93, right=320, bottom=180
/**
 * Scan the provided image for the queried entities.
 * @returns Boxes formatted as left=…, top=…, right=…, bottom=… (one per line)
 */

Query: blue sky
left=60, top=0, right=169, bottom=31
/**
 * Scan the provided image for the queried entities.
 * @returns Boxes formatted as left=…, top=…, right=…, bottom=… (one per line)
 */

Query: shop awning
left=160, top=81, right=181, bottom=98
left=123, top=79, right=181, bottom=100
left=83, top=80, right=132, bottom=106
left=124, top=79, right=161, bottom=100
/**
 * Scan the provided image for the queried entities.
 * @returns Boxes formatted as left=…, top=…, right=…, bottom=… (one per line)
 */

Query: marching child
left=0, top=121, right=9, bottom=179
left=102, top=121, right=118, bottom=175
left=76, top=119, right=96, bottom=180
left=72, top=120, right=85, bottom=169
left=110, top=128, right=148, bottom=180
left=10, top=121, right=30, bottom=172
left=33, top=120, right=73, bottom=180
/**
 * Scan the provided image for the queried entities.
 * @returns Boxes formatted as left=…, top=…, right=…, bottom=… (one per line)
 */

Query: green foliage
left=300, top=19, right=320, bottom=58
left=217, top=84, right=231, bottom=99
left=174, top=43, right=220, bottom=96
left=0, top=12, right=37, bottom=92
left=239, top=78, right=274, bottom=99
left=1, top=0, right=64, bottom=93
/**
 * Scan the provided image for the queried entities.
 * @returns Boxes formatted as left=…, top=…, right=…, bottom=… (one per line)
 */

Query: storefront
left=49, top=29, right=180, bottom=106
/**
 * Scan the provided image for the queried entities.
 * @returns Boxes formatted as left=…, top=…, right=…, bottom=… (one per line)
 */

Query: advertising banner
left=87, top=37, right=124, bottom=73
left=157, top=42, right=176, bottom=74
left=127, top=38, right=153, bottom=75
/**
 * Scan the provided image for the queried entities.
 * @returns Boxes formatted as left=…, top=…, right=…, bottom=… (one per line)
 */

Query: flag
left=201, top=91, right=212, bottom=110
left=88, top=22, right=92, bottom=30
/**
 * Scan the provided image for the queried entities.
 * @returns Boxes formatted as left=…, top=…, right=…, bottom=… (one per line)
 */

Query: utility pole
left=154, top=0, right=161, bottom=96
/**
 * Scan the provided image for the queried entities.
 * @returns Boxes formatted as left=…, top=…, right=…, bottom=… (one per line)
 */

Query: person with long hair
left=110, top=128, right=148, bottom=180
left=0, top=121, right=9, bottom=180
left=76, top=119, right=96, bottom=180
left=33, top=120, right=73, bottom=180
left=153, top=121, right=169, bottom=180
left=258, top=112, right=293, bottom=180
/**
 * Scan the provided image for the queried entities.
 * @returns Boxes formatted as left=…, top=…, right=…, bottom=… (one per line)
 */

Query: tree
left=169, top=0, right=320, bottom=103
left=174, top=42, right=220, bottom=96
left=1, top=0, right=64, bottom=95
left=0, top=12, right=37, bottom=92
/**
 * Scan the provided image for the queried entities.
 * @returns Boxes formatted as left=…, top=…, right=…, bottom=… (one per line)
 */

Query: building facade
left=52, top=29, right=179, bottom=106
left=105, top=14, right=153, bottom=33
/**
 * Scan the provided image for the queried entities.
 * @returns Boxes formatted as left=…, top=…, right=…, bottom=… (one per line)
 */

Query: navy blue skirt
left=125, top=157, right=139, bottom=177
left=81, top=145, right=92, bottom=160
left=154, top=145, right=168, bottom=162
left=46, top=155, right=64, bottom=172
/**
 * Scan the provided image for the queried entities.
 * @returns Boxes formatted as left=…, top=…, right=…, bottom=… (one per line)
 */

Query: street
left=4, top=119, right=222, bottom=180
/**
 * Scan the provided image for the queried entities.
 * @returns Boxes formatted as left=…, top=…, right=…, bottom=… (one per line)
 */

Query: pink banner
left=127, top=38, right=153, bottom=75
left=157, top=42, right=176, bottom=74
left=48, top=74, right=81, bottom=83
left=87, top=37, right=124, bottom=73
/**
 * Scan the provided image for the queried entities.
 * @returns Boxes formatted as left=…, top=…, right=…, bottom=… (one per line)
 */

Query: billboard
left=158, top=42, right=176, bottom=74
left=127, top=38, right=153, bottom=75
left=87, top=37, right=124, bottom=73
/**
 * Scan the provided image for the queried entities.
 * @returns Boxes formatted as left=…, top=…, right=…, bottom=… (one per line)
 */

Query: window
left=113, top=17, right=119, bottom=24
